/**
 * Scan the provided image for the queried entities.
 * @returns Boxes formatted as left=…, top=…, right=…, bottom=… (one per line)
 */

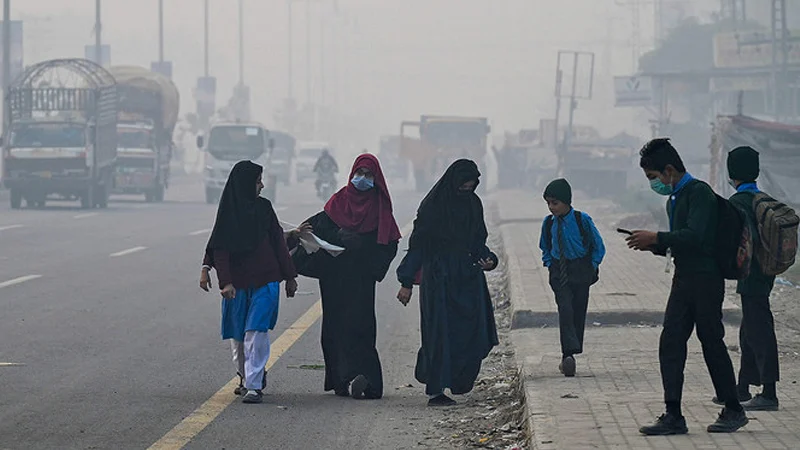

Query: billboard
left=195, top=76, right=217, bottom=119
left=713, top=30, right=800, bottom=69
left=614, top=75, right=655, bottom=107
left=0, top=21, right=24, bottom=86
left=151, top=61, right=173, bottom=79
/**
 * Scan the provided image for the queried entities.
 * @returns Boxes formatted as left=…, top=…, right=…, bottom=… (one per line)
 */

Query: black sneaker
left=639, top=413, right=688, bottom=436
left=242, top=389, right=263, bottom=404
left=707, top=407, right=748, bottom=433
left=427, top=394, right=457, bottom=407
left=712, top=391, right=751, bottom=405
left=742, top=394, right=779, bottom=411
left=351, top=375, right=369, bottom=400
left=562, top=356, right=576, bottom=378
left=234, top=373, right=246, bottom=396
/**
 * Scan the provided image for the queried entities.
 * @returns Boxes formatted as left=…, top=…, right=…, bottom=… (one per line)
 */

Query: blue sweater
left=539, top=209, right=606, bottom=269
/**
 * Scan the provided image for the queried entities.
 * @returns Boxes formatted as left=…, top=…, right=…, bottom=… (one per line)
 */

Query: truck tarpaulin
left=713, top=115, right=800, bottom=205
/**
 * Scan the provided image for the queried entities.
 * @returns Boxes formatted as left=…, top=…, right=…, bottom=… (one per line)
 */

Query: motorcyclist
left=314, top=149, right=339, bottom=196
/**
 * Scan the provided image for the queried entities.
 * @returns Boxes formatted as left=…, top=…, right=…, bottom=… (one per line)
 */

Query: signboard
left=0, top=21, right=23, bottom=86
left=710, top=75, right=770, bottom=92
left=713, top=30, right=800, bottom=69
left=150, top=61, right=173, bottom=79
left=614, top=75, right=654, bottom=107
left=195, top=76, right=217, bottom=118
left=539, top=119, right=557, bottom=148
left=84, top=44, right=111, bottom=66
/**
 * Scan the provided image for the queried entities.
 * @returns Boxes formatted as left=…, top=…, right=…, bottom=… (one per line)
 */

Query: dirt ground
left=410, top=232, right=529, bottom=450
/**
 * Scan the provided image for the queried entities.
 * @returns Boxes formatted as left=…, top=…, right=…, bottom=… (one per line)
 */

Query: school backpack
left=752, top=193, right=799, bottom=276
left=544, top=211, right=593, bottom=256
left=712, top=192, right=753, bottom=280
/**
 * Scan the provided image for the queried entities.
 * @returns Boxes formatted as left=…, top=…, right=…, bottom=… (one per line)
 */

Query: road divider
left=109, top=246, right=147, bottom=258
left=147, top=300, right=323, bottom=450
left=0, top=275, right=42, bottom=289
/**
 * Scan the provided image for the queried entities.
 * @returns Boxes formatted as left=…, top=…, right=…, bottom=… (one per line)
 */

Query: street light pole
left=2, top=0, right=10, bottom=90
left=158, top=0, right=164, bottom=63
left=95, top=0, right=102, bottom=65
left=306, top=0, right=311, bottom=104
left=287, top=0, right=293, bottom=100
left=2, top=0, right=10, bottom=134
left=238, top=0, right=244, bottom=85
left=204, top=0, right=209, bottom=77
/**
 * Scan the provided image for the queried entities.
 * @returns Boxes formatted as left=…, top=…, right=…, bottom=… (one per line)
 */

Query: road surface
left=0, top=174, right=454, bottom=450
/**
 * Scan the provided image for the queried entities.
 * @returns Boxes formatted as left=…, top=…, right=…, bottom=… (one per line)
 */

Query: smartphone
left=616, top=228, right=633, bottom=235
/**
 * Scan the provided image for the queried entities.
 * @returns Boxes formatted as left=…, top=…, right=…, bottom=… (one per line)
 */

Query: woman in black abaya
left=396, top=159, right=499, bottom=406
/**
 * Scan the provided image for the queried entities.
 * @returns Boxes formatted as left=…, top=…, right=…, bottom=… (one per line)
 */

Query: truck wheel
left=154, top=185, right=165, bottom=202
left=81, top=186, right=94, bottom=209
left=10, top=190, right=22, bottom=209
left=97, top=186, right=109, bottom=209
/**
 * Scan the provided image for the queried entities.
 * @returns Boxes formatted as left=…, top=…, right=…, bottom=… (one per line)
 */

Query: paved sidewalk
left=490, top=189, right=800, bottom=450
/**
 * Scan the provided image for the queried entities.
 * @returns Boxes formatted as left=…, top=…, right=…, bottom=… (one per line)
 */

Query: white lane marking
left=110, top=246, right=147, bottom=257
left=0, top=224, right=24, bottom=232
left=0, top=275, right=42, bottom=289
left=0, top=362, right=25, bottom=367
left=73, top=213, right=99, bottom=219
left=189, top=228, right=211, bottom=236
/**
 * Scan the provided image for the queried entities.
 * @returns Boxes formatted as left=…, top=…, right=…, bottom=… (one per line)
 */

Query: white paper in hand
left=281, top=221, right=345, bottom=257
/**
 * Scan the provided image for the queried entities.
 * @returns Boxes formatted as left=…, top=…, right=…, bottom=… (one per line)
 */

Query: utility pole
left=95, top=0, right=102, bottom=66
left=554, top=50, right=595, bottom=178
left=158, top=0, right=164, bottom=63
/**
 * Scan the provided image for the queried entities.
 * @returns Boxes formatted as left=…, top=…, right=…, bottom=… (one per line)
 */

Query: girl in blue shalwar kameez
left=201, top=161, right=298, bottom=404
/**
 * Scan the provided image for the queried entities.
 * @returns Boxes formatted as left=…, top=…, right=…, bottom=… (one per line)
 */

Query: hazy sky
left=11, top=0, right=732, bottom=143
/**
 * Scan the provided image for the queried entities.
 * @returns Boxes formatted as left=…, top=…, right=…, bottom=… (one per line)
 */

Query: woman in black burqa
left=396, top=159, right=499, bottom=406
left=301, top=153, right=401, bottom=400
left=200, top=160, right=298, bottom=404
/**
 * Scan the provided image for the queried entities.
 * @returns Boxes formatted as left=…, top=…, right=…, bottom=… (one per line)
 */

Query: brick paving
left=490, top=190, right=800, bottom=450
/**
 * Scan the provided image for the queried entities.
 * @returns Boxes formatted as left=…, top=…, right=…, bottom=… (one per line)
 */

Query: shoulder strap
left=574, top=211, right=594, bottom=254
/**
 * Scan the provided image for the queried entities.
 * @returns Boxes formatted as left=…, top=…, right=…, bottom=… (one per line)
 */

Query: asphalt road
left=0, top=173, right=450, bottom=450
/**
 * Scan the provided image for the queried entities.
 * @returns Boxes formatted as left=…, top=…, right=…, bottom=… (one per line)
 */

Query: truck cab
left=199, top=122, right=277, bottom=204
left=114, top=120, right=163, bottom=201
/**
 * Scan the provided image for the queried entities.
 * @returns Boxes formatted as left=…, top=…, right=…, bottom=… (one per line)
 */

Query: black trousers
left=660, top=272, right=739, bottom=405
left=550, top=282, right=591, bottom=357
left=738, top=294, right=780, bottom=387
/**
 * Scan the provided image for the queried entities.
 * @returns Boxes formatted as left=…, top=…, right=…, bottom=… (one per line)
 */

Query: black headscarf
left=206, top=160, right=274, bottom=255
left=408, top=159, right=488, bottom=255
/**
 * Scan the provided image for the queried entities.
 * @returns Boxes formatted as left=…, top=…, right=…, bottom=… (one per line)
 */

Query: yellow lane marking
left=149, top=218, right=416, bottom=449
left=147, top=300, right=323, bottom=450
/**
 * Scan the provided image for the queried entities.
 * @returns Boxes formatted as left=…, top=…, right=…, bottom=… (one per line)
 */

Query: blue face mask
left=351, top=175, right=374, bottom=191
left=649, top=178, right=673, bottom=196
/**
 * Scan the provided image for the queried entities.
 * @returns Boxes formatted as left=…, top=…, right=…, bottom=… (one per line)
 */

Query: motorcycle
left=317, top=174, right=337, bottom=201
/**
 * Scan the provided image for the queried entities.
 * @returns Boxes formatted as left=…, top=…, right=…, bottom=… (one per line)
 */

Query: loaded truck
left=108, top=65, right=180, bottom=202
left=399, top=115, right=490, bottom=192
left=198, top=122, right=278, bottom=204
left=2, top=58, right=118, bottom=209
